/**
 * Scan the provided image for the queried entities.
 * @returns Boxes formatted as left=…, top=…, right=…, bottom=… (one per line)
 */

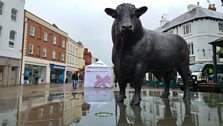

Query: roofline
left=163, top=17, right=223, bottom=32
left=24, top=10, right=68, bottom=37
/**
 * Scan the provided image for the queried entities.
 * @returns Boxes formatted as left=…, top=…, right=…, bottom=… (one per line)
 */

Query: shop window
left=11, top=8, right=17, bottom=22
left=219, top=22, right=223, bottom=32
left=43, top=48, right=47, bottom=57
left=183, top=24, right=191, bottom=35
left=0, top=1, right=3, bottom=15
left=28, top=43, right=33, bottom=54
left=29, top=26, right=35, bottom=37
left=43, top=32, right=48, bottom=42
left=53, top=36, right=57, bottom=45
left=52, top=51, right=56, bottom=59
left=61, top=53, right=64, bottom=61
left=9, top=30, right=16, bottom=48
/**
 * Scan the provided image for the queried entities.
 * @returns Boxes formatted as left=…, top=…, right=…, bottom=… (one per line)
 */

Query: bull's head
left=105, top=3, right=147, bottom=34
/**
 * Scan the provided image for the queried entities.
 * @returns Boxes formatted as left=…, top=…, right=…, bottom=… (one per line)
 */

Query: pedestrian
left=72, top=72, right=78, bottom=89
left=24, top=76, right=29, bottom=86
left=34, top=74, right=39, bottom=85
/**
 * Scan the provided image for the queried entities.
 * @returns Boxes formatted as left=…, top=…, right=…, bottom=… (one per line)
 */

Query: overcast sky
left=25, top=0, right=223, bottom=66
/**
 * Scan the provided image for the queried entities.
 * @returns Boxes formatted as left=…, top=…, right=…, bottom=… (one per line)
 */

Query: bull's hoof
left=115, top=95, right=126, bottom=103
left=160, top=92, right=170, bottom=98
left=130, top=95, right=141, bottom=105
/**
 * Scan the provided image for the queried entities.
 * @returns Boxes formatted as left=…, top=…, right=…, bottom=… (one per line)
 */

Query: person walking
left=72, top=72, right=78, bottom=89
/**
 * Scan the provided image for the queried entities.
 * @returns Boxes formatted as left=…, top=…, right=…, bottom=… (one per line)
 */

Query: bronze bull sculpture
left=105, top=3, right=190, bottom=105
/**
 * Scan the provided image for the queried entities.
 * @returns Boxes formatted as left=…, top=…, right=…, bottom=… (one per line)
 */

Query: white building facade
left=157, top=4, right=223, bottom=64
left=0, top=0, right=25, bottom=86
left=66, top=37, right=84, bottom=83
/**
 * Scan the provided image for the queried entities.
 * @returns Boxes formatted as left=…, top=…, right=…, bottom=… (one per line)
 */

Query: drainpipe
left=19, top=11, right=29, bottom=85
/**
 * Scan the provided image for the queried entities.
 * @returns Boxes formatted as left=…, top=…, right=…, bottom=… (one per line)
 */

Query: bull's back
left=145, top=31, right=188, bottom=70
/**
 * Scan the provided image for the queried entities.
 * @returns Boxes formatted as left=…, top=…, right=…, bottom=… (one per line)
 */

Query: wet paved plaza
left=0, top=83, right=223, bottom=126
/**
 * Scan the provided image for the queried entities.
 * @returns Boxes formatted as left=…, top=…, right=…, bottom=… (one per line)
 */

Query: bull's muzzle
left=121, top=24, right=133, bottom=32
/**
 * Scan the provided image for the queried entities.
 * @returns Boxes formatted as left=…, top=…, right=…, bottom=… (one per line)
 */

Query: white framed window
left=9, top=30, right=16, bottom=48
left=61, top=53, right=64, bottom=61
left=52, top=51, right=56, bottom=59
left=67, top=56, right=69, bottom=63
left=183, top=24, right=191, bottom=35
left=43, top=32, right=48, bottom=41
left=188, top=43, right=194, bottom=55
left=11, top=8, right=17, bottom=22
left=29, top=26, right=35, bottom=37
left=49, top=105, right=53, bottom=114
left=43, top=48, right=47, bottom=57
left=62, top=40, right=65, bottom=48
left=219, top=22, right=223, bottom=32
left=0, top=1, right=4, bottom=15
left=38, top=108, right=43, bottom=119
left=28, top=43, right=33, bottom=54
left=53, top=36, right=56, bottom=45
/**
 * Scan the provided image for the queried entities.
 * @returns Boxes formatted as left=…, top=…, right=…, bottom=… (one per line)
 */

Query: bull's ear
left=136, top=6, right=148, bottom=17
left=105, top=8, right=117, bottom=18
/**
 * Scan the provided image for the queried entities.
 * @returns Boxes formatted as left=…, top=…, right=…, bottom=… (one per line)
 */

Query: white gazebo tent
left=84, top=60, right=114, bottom=88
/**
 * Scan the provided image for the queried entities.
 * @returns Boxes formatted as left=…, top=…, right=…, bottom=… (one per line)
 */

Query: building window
left=188, top=43, right=194, bottom=55
left=43, top=48, right=47, bottom=57
left=219, top=22, right=223, bottom=32
left=61, top=53, right=64, bottom=61
left=183, top=24, right=191, bottom=35
left=52, top=51, right=56, bottom=59
left=0, top=1, right=4, bottom=15
left=28, top=43, right=33, bottom=54
left=67, top=56, right=69, bottom=64
left=29, top=26, right=35, bottom=37
left=53, top=36, right=57, bottom=45
left=2, top=120, right=8, bottom=126
left=43, top=32, right=48, bottom=41
left=38, top=108, right=43, bottom=119
left=11, top=8, right=17, bottom=22
left=9, top=30, right=16, bottom=48
left=62, top=40, right=65, bottom=48
left=49, top=105, right=53, bottom=114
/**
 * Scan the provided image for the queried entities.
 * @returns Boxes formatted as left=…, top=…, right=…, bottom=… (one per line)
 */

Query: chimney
left=187, top=4, right=199, bottom=11
left=160, top=14, right=168, bottom=27
left=208, top=4, right=216, bottom=11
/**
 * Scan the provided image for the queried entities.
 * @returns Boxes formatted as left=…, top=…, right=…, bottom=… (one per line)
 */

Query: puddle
left=0, top=85, right=223, bottom=126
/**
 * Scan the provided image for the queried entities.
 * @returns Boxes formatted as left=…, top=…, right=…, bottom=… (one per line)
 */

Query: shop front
left=24, top=64, right=47, bottom=84
left=50, top=64, right=65, bottom=83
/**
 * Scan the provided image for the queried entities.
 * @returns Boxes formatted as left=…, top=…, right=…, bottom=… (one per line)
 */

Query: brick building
left=21, top=10, right=68, bottom=84
left=83, top=48, right=92, bottom=66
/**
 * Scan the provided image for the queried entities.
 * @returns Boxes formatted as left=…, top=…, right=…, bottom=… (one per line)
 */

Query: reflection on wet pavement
left=0, top=84, right=223, bottom=126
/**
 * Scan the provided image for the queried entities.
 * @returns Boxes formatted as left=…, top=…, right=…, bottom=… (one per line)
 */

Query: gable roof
left=156, top=6, right=223, bottom=32
left=85, top=60, right=110, bottom=68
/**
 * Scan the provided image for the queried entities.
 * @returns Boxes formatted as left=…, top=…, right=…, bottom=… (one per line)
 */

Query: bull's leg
left=161, top=71, right=174, bottom=98
left=130, top=64, right=144, bottom=105
left=178, top=65, right=190, bottom=99
left=116, top=80, right=127, bottom=102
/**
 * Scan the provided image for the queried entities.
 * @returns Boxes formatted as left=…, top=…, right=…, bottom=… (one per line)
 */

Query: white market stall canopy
left=84, top=60, right=114, bottom=88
